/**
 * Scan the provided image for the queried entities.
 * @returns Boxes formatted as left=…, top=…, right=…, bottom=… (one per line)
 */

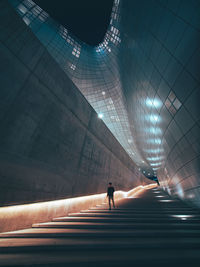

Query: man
left=107, top=182, right=115, bottom=210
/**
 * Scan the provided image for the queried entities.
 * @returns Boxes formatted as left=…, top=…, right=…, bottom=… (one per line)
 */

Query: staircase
left=1, top=188, right=200, bottom=266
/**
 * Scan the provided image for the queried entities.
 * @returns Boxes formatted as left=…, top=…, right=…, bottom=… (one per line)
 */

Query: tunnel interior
left=4, top=0, right=200, bottom=207
left=0, top=0, right=200, bottom=265
left=0, top=0, right=199, bottom=236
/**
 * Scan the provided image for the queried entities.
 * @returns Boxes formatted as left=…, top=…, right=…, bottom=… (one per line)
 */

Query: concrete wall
left=0, top=185, right=156, bottom=233
left=119, top=0, right=200, bottom=206
left=6, top=0, right=200, bottom=207
left=0, top=1, right=147, bottom=207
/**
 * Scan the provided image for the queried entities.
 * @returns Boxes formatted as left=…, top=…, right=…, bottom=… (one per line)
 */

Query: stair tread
left=1, top=188, right=200, bottom=266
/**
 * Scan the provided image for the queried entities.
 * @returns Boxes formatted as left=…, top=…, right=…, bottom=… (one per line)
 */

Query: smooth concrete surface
left=0, top=0, right=148, bottom=209
left=0, top=187, right=200, bottom=266
left=0, top=184, right=155, bottom=233
left=9, top=0, right=200, bottom=207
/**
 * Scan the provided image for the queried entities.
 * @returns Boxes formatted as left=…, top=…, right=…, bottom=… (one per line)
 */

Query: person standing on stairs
left=107, top=182, right=115, bottom=210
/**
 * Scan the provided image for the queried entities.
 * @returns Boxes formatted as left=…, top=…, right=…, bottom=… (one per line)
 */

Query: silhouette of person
left=107, top=182, right=115, bottom=210
left=154, top=177, right=160, bottom=186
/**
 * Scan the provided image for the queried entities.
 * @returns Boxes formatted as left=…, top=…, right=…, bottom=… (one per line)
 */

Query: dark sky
left=34, top=0, right=114, bottom=46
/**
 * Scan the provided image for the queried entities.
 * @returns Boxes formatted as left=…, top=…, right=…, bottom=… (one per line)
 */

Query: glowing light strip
left=0, top=183, right=156, bottom=233
left=126, top=184, right=156, bottom=198
left=0, top=184, right=156, bottom=212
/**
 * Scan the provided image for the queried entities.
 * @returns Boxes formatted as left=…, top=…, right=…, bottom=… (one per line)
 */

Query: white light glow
left=0, top=183, right=157, bottom=233
left=148, top=127, right=162, bottom=135
left=150, top=162, right=162, bottom=166
left=70, top=64, right=76, bottom=70
left=147, top=139, right=162, bottom=145
left=155, top=139, right=162, bottom=144
left=148, top=115, right=160, bottom=123
left=147, top=156, right=164, bottom=161
left=159, top=200, right=175, bottom=202
left=176, top=183, right=184, bottom=199
left=146, top=98, right=162, bottom=108
left=18, top=4, right=27, bottom=14
left=187, top=194, right=195, bottom=199
left=98, top=113, right=104, bottom=119
left=171, top=215, right=195, bottom=220
left=145, top=148, right=164, bottom=154
left=23, top=17, right=30, bottom=25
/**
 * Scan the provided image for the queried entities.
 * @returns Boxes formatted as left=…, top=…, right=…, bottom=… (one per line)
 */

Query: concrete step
left=68, top=212, right=200, bottom=217
left=0, top=248, right=200, bottom=267
left=32, top=221, right=200, bottom=230
left=81, top=209, right=199, bottom=214
left=88, top=206, right=198, bottom=210
left=1, top=228, right=200, bottom=239
left=52, top=216, right=200, bottom=223
left=1, top=236, right=200, bottom=253
left=1, top=188, right=200, bottom=267
left=89, top=206, right=198, bottom=210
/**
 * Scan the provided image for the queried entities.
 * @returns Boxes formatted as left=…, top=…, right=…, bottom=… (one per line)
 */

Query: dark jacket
left=107, top=186, right=115, bottom=196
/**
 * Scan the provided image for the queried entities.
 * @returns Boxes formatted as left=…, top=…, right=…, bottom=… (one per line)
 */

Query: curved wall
left=8, top=0, right=145, bottom=167
left=0, top=0, right=147, bottom=206
left=7, top=0, right=200, bottom=207
left=119, top=0, right=200, bottom=206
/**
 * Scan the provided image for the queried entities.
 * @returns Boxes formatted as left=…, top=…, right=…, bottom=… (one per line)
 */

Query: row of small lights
left=144, top=98, right=164, bottom=175
left=98, top=97, right=161, bottom=170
